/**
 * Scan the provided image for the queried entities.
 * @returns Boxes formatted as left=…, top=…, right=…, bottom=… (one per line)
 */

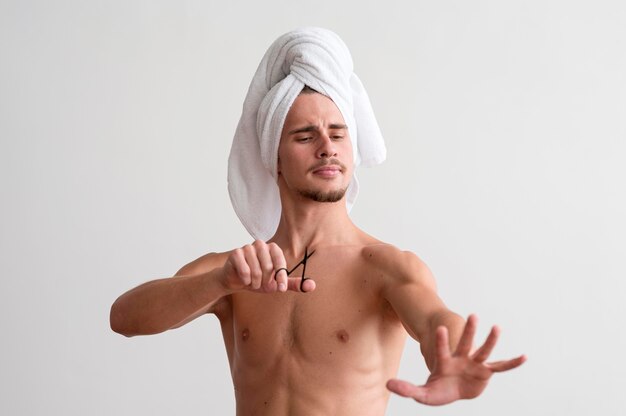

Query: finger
left=243, top=244, right=262, bottom=290
left=230, top=248, right=251, bottom=286
left=471, top=325, right=500, bottom=363
left=254, top=240, right=276, bottom=292
left=386, top=379, right=429, bottom=404
left=286, top=277, right=316, bottom=293
left=486, top=355, right=527, bottom=372
left=435, top=325, right=451, bottom=362
left=454, top=314, right=477, bottom=356
left=269, top=243, right=288, bottom=292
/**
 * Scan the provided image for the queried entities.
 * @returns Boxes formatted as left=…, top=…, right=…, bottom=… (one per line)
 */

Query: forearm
left=421, top=310, right=466, bottom=371
left=109, top=268, right=230, bottom=337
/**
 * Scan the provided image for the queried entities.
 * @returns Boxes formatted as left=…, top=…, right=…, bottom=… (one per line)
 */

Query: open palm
left=387, top=315, right=526, bottom=406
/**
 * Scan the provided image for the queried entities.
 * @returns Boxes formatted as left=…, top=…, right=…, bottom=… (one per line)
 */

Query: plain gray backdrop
left=1, top=0, right=625, bottom=415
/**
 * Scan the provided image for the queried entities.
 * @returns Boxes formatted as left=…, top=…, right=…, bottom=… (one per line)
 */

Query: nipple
left=336, top=329, right=350, bottom=343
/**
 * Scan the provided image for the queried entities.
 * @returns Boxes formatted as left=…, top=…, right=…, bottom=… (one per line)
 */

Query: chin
left=298, top=187, right=347, bottom=203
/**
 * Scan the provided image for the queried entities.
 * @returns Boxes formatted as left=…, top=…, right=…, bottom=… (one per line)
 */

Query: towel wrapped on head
left=228, top=27, right=386, bottom=241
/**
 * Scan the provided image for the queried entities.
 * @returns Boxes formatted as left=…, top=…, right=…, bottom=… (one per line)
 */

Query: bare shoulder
left=174, top=250, right=231, bottom=277
left=361, top=243, right=437, bottom=291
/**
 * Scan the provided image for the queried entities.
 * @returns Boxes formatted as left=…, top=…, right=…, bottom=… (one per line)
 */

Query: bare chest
left=229, top=258, right=404, bottom=365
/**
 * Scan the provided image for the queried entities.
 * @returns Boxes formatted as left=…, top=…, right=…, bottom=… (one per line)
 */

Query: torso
left=214, top=243, right=408, bottom=416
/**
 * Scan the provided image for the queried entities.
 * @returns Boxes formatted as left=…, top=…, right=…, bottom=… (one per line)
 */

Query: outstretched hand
left=386, top=314, right=526, bottom=406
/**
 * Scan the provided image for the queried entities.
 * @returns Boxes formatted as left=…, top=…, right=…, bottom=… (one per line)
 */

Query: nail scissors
left=275, top=246, right=315, bottom=292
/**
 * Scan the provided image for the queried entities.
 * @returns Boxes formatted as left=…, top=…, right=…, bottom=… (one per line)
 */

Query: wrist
left=203, top=266, right=236, bottom=297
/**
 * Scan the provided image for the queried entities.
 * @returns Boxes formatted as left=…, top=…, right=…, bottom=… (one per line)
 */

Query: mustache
left=308, top=159, right=347, bottom=172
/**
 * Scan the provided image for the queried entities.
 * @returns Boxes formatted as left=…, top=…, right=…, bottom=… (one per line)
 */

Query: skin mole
left=242, top=328, right=250, bottom=341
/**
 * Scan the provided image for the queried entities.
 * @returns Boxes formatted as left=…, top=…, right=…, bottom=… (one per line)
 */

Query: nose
left=316, top=134, right=337, bottom=159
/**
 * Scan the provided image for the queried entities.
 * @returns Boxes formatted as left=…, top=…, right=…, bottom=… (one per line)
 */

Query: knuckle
left=252, top=263, right=264, bottom=278
left=250, top=266, right=262, bottom=280
left=237, top=263, right=250, bottom=278
left=240, top=270, right=251, bottom=284
left=262, top=262, right=274, bottom=274
left=250, top=273, right=261, bottom=287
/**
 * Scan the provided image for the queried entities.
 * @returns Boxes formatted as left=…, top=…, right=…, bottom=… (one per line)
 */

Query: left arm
left=380, top=249, right=526, bottom=405
left=380, top=250, right=465, bottom=371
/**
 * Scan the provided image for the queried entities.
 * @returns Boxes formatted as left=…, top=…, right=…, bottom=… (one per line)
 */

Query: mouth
left=311, top=164, right=343, bottom=178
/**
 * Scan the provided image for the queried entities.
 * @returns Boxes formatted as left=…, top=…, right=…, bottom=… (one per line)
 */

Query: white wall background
left=1, top=1, right=624, bottom=415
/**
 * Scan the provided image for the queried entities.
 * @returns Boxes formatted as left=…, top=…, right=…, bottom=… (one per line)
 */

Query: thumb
left=286, top=276, right=316, bottom=293
left=386, top=379, right=429, bottom=403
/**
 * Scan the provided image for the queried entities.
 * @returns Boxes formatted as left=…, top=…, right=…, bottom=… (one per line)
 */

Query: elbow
left=109, top=299, right=136, bottom=337
left=109, top=297, right=166, bottom=337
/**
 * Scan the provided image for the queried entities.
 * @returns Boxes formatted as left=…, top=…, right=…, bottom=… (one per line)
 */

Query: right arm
left=109, top=241, right=314, bottom=337
left=109, top=251, right=232, bottom=337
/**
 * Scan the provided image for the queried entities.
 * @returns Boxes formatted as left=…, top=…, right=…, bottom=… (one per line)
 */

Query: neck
left=270, top=192, right=358, bottom=256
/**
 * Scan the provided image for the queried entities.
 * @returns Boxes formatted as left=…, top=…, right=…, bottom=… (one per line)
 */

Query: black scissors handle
left=299, top=247, right=314, bottom=292
left=277, top=246, right=315, bottom=292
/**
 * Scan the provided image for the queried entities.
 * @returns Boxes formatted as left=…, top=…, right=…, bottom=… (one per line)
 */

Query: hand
left=386, top=314, right=526, bottom=406
left=221, top=240, right=316, bottom=294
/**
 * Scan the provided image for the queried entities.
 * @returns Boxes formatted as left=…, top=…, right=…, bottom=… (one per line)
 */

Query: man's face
left=277, top=92, right=354, bottom=203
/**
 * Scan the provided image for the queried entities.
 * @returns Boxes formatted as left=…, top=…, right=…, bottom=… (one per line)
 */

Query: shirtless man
left=110, top=29, right=525, bottom=415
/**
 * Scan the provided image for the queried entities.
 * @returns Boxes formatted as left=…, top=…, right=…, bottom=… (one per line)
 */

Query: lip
left=312, top=165, right=342, bottom=178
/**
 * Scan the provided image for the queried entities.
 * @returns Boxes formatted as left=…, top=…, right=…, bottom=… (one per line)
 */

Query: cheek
left=277, top=151, right=303, bottom=179
left=279, top=146, right=309, bottom=167
left=339, top=135, right=354, bottom=157
left=340, top=141, right=354, bottom=165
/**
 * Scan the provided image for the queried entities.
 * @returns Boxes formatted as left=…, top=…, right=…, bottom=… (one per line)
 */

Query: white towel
left=228, top=27, right=386, bottom=240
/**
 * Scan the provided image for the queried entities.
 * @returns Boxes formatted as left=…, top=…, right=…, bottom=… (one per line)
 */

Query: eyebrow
left=288, top=123, right=348, bottom=135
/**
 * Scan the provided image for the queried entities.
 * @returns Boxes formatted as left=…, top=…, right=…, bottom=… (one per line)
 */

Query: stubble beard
left=298, top=186, right=347, bottom=203
left=297, top=158, right=349, bottom=202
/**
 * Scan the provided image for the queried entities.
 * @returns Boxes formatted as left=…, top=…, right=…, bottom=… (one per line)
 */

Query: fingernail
left=278, top=283, right=286, bottom=292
